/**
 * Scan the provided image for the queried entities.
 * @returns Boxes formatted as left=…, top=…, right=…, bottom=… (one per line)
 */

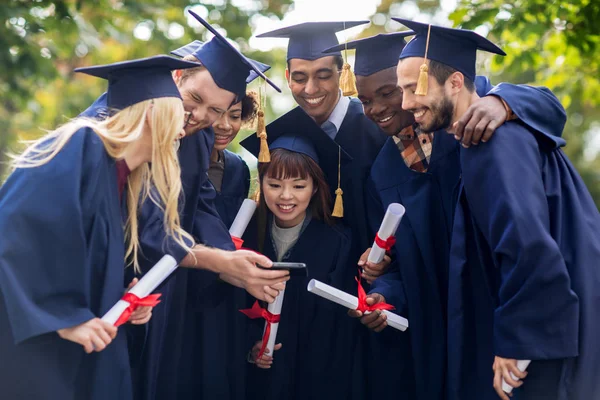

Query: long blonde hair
left=11, top=97, right=194, bottom=272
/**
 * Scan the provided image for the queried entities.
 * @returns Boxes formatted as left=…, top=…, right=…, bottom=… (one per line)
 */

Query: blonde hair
left=11, top=97, right=194, bottom=272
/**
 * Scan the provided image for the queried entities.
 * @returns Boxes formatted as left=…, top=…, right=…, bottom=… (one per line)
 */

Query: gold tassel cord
left=415, top=24, right=431, bottom=96
left=331, top=146, right=344, bottom=218
left=340, top=63, right=358, bottom=97
left=339, top=21, right=358, bottom=97
left=256, top=84, right=270, bottom=163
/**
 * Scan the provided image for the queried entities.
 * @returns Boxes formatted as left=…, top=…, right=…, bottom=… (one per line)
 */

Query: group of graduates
left=0, top=8, right=599, bottom=400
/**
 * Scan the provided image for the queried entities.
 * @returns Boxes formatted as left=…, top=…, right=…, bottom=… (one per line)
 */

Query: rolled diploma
left=502, top=359, right=531, bottom=393
left=307, top=279, right=408, bottom=331
left=229, top=199, right=257, bottom=237
left=101, top=255, right=178, bottom=325
left=367, top=203, right=405, bottom=264
left=263, top=286, right=286, bottom=355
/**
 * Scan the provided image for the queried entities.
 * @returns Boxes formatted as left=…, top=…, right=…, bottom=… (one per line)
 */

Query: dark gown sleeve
left=192, top=179, right=236, bottom=250
left=460, top=121, right=579, bottom=359
left=475, top=76, right=567, bottom=139
left=0, top=129, right=108, bottom=343
left=137, top=197, right=192, bottom=269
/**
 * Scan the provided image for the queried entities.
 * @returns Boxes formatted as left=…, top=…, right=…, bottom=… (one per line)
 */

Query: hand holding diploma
left=347, top=292, right=390, bottom=332
left=307, top=279, right=408, bottom=332
left=358, top=248, right=391, bottom=285
left=493, top=357, right=530, bottom=400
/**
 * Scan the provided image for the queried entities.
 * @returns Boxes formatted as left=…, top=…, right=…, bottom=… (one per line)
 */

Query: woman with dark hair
left=240, top=108, right=361, bottom=400
left=208, top=91, right=259, bottom=228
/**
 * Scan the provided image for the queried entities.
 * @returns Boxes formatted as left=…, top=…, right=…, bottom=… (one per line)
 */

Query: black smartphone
left=268, top=262, right=307, bottom=277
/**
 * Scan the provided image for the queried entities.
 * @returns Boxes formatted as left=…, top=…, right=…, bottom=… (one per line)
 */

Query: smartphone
left=268, top=262, right=307, bottom=277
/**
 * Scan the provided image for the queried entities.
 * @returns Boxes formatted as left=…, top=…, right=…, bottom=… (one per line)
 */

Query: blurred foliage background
left=2, top=0, right=599, bottom=207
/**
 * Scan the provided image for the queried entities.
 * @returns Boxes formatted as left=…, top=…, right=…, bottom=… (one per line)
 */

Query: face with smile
left=396, top=57, right=456, bottom=133
left=262, top=173, right=315, bottom=228
left=356, top=66, right=415, bottom=136
left=212, top=101, right=242, bottom=151
left=286, top=56, right=341, bottom=126
left=173, top=67, right=236, bottom=136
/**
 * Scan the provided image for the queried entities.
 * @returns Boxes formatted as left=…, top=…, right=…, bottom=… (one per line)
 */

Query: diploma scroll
left=102, top=255, right=177, bottom=325
left=367, top=203, right=405, bottom=264
left=307, top=279, right=408, bottom=331
left=229, top=199, right=257, bottom=238
left=502, top=359, right=531, bottom=393
left=264, top=286, right=286, bottom=356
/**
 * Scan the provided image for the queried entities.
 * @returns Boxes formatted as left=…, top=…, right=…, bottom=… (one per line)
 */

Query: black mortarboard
left=187, top=10, right=281, bottom=101
left=256, top=21, right=369, bottom=61
left=323, top=31, right=415, bottom=77
left=393, top=18, right=505, bottom=84
left=75, top=55, right=200, bottom=110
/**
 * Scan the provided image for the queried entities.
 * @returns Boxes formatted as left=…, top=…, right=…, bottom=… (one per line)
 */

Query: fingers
left=99, top=319, right=118, bottom=339
left=270, top=282, right=286, bottom=291
left=493, top=367, right=511, bottom=400
left=482, top=118, right=501, bottom=143
left=453, top=107, right=474, bottom=139
left=348, top=309, right=363, bottom=318
left=127, top=278, right=139, bottom=290
left=263, top=285, right=280, bottom=300
left=366, top=294, right=384, bottom=305
left=507, top=363, right=528, bottom=380
left=357, top=248, right=371, bottom=266
left=502, top=368, right=523, bottom=389
left=470, top=118, right=491, bottom=146
left=244, top=251, right=273, bottom=268
left=363, top=310, right=388, bottom=332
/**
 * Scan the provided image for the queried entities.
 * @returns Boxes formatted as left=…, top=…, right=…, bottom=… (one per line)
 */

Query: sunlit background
left=2, top=0, right=599, bottom=206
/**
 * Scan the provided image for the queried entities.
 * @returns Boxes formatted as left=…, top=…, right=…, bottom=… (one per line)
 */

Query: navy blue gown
left=173, top=150, right=251, bottom=400
left=242, top=213, right=373, bottom=400
left=81, top=93, right=236, bottom=400
left=368, top=79, right=568, bottom=400
left=448, top=120, right=600, bottom=400
left=213, top=149, right=251, bottom=229
left=0, top=129, right=133, bottom=400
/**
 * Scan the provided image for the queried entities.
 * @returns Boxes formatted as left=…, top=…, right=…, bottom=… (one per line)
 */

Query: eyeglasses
left=183, top=111, right=193, bottom=128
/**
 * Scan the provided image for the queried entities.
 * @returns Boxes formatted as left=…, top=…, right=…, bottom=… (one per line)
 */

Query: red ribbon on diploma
left=114, top=293, right=162, bottom=327
left=239, top=300, right=280, bottom=360
left=231, top=235, right=244, bottom=250
left=374, top=233, right=396, bottom=252
left=355, top=277, right=395, bottom=313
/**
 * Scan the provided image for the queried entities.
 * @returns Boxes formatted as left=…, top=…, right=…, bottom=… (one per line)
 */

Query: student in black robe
left=395, top=19, right=600, bottom=400
left=239, top=107, right=382, bottom=400
left=330, top=30, right=567, bottom=400
left=0, top=56, right=199, bottom=400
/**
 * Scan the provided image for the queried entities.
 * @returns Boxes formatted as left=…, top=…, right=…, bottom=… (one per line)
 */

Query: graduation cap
left=392, top=18, right=506, bottom=95
left=323, top=31, right=415, bottom=77
left=170, top=40, right=272, bottom=87
left=75, top=55, right=201, bottom=111
left=186, top=10, right=281, bottom=102
left=241, top=107, right=351, bottom=217
left=256, top=21, right=370, bottom=96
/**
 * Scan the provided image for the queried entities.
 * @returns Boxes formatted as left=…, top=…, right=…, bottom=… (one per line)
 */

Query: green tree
left=451, top=0, right=600, bottom=207
left=1, top=0, right=292, bottom=180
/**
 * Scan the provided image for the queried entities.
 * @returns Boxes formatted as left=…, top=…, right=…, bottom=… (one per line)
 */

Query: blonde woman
left=0, top=56, right=199, bottom=400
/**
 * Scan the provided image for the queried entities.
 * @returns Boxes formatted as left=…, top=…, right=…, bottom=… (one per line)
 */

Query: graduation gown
left=213, top=149, right=251, bottom=229
left=242, top=214, right=365, bottom=400
left=368, top=79, right=568, bottom=400
left=448, top=118, right=600, bottom=400
left=173, top=150, right=250, bottom=400
left=0, top=128, right=132, bottom=400
left=80, top=93, right=236, bottom=400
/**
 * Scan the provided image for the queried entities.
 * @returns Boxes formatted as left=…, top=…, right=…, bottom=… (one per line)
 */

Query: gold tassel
left=251, top=184, right=261, bottom=203
left=339, top=63, right=358, bottom=97
left=256, top=105, right=270, bottom=162
left=415, top=63, right=429, bottom=96
left=415, top=24, right=432, bottom=96
left=331, top=146, right=344, bottom=218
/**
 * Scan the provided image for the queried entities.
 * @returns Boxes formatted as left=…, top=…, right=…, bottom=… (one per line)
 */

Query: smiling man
left=325, top=29, right=569, bottom=400
left=395, top=19, right=600, bottom=400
